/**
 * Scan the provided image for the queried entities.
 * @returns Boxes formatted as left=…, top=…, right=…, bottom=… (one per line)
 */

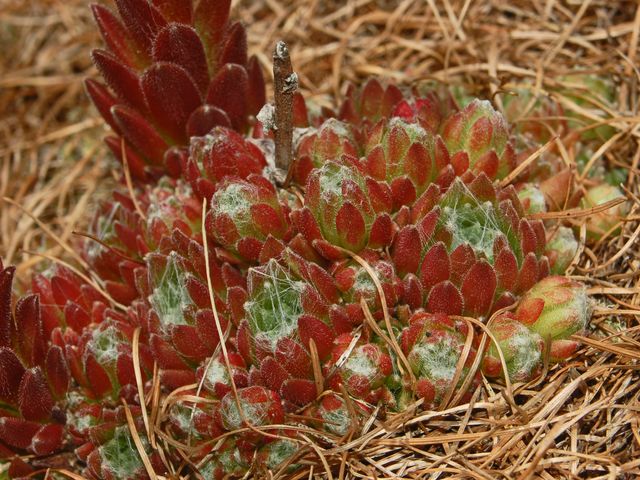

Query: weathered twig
left=272, top=41, right=298, bottom=173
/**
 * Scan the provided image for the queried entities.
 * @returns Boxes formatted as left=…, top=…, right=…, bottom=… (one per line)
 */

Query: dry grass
left=1, top=0, right=639, bottom=479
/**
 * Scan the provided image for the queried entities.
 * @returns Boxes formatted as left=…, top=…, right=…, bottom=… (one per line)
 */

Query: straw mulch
left=1, top=1, right=640, bottom=479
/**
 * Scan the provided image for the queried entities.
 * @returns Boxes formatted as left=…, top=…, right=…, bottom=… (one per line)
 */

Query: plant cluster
left=2, top=1, right=624, bottom=478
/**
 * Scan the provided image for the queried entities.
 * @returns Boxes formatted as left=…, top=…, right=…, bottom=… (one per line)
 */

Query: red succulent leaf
left=186, top=104, right=231, bottom=137
left=427, top=281, right=463, bottom=316
left=0, top=417, right=41, bottom=450
left=152, top=0, right=192, bottom=23
left=92, top=49, right=146, bottom=113
left=298, top=315, right=335, bottom=360
left=218, top=22, right=248, bottom=66
left=495, top=247, right=518, bottom=292
left=7, top=457, right=34, bottom=477
left=392, top=226, right=421, bottom=276
left=30, top=424, right=65, bottom=456
left=366, top=145, right=386, bottom=180
left=161, top=369, right=196, bottom=389
left=250, top=203, right=285, bottom=237
left=415, top=379, right=436, bottom=404
left=549, top=339, right=580, bottom=361
left=153, top=23, right=209, bottom=94
left=259, top=357, right=289, bottom=392
left=449, top=244, right=476, bottom=285
left=246, top=56, right=266, bottom=116
left=115, top=0, right=167, bottom=58
left=419, top=242, right=451, bottom=291
left=281, top=378, right=317, bottom=406
left=105, top=281, right=138, bottom=306
left=390, top=177, right=417, bottom=209
left=0, top=347, right=25, bottom=403
left=474, top=151, right=499, bottom=178
left=335, top=203, right=366, bottom=250
left=493, top=291, right=516, bottom=311
left=172, top=325, right=211, bottom=362
left=519, top=219, right=538, bottom=256
left=85, top=79, right=120, bottom=133
left=50, top=274, right=82, bottom=308
left=366, top=178, right=394, bottom=213
left=142, top=62, right=202, bottom=143
left=275, top=338, right=311, bottom=379
left=104, top=134, right=147, bottom=180
left=18, top=368, right=54, bottom=422
left=85, top=354, right=113, bottom=399
left=516, top=297, right=545, bottom=326
left=468, top=172, right=496, bottom=201
left=91, top=4, right=138, bottom=66
left=236, top=320, right=253, bottom=364
left=515, top=252, right=540, bottom=294
left=405, top=142, right=432, bottom=185
left=207, top=64, right=249, bottom=131
left=115, top=352, right=136, bottom=387
left=14, top=295, right=45, bottom=367
left=235, top=238, right=263, bottom=262
left=450, top=151, right=469, bottom=176
left=111, top=105, right=169, bottom=164
left=45, top=346, right=69, bottom=400
left=402, top=274, right=423, bottom=310
left=461, top=260, right=497, bottom=317
left=192, top=0, right=231, bottom=59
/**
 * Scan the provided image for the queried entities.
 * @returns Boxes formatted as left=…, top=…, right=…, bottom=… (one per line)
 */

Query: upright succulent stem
left=273, top=41, right=297, bottom=176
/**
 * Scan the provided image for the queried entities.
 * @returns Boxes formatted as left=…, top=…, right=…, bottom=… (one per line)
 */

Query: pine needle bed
left=1, top=1, right=639, bottom=478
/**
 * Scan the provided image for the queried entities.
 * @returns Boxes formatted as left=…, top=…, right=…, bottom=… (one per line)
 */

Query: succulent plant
left=86, top=0, right=265, bottom=181
left=0, top=4, right=601, bottom=477
left=392, top=174, right=549, bottom=319
left=482, top=314, right=543, bottom=382
left=0, top=262, right=69, bottom=459
left=516, top=276, right=590, bottom=362
left=400, top=312, right=480, bottom=408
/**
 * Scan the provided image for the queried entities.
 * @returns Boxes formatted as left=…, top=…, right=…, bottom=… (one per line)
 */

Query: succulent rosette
left=400, top=312, right=480, bottom=408
left=545, top=226, right=579, bottom=275
left=516, top=276, right=590, bottom=361
left=293, top=119, right=359, bottom=184
left=0, top=263, right=69, bottom=459
left=332, top=252, right=402, bottom=322
left=237, top=253, right=347, bottom=406
left=362, top=117, right=454, bottom=210
left=86, top=0, right=265, bottom=180
left=306, top=393, right=367, bottom=436
left=440, top=99, right=517, bottom=180
left=206, top=174, right=291, bottom=263
left=482, top=314, right=544, bottom=382
left=393, top=174, right=549, bottom=319
left=326, top=333, right=395, bottom=404
left=141, top=250, right=239, bottom=388
left=184, top=127, right=268, bottom=200
left=338, top=78, right=404, bottom=127
left=293, top=160, right=395, bottom=260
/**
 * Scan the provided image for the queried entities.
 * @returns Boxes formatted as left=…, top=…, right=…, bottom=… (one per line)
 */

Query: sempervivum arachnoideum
left=393, top=173, right=549, bottom=319
left=237, top=252, right=347, bottom=408
left=206, top=174, right=292, bottom=264
left=0, top=262, right=69, bottom=461
left=86, top=0, right=265, bottom=180
left=399, top=312, right=480, bottom=408
left=292, top=159, right=395, bottom=260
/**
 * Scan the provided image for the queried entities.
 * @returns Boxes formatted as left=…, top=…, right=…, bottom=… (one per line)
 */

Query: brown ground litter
left=1, top=1, right=639, bottom=478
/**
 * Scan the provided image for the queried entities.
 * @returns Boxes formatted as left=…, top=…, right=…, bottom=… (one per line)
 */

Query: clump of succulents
left=0, top=1, right=599, bottom=478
